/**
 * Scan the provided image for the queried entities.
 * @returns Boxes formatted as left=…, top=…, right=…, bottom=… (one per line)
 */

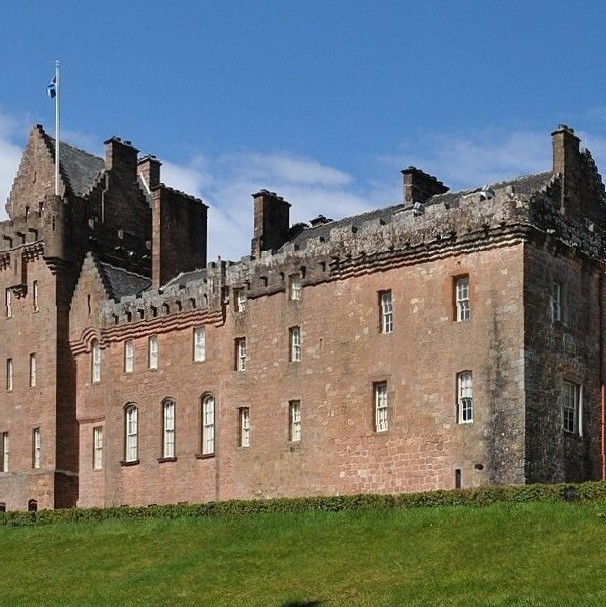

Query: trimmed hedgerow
left=1, top=480, right=605, bottom=528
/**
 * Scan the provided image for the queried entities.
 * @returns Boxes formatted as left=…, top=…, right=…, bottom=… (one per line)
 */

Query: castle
left=0, top=123, right=604, bottom=511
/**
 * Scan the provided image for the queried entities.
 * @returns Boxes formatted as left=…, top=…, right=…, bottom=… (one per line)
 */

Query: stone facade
left=1, top=123, right=605, bottom=510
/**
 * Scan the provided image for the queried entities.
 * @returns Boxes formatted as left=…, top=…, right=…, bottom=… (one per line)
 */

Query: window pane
left=194, top=327, right=206, bottom=362
left=380, top=292, right=393, bottom=334
left=374, top=382, right=388, bottom=432
left=455, top=277, right=470, bottom=321
left=202, top=396, right=215, bottom=454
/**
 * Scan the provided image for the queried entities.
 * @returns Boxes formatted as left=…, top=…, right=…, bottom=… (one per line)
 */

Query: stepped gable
left=98, top=261, right=151, bottom=300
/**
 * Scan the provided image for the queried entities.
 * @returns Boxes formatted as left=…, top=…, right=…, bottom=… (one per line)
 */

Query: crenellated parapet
left=98, top=261, right=228, bottom=336
left=0, top=193, right=68, bottom=289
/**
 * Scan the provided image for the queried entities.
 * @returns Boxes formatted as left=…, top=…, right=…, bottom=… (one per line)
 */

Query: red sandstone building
left=1, top=123, right=605, bottom=510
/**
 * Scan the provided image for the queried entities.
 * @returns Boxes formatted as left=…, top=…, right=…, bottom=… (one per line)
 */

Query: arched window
left=91, top=339, right=101, bottom=383
left=201, top=394, right=215, bottom=455
left=27, top=499, right=38, bottom=512
left=162, top=398, right=175, bottom=459
left=124, top=404, right=138, bottom=462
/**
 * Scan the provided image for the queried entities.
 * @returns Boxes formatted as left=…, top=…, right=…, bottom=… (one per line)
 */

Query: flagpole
left=54, top=60, right=60, bottom=197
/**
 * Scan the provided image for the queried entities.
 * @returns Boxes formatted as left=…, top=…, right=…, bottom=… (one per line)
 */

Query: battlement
left=99, top=261, right=226, bottom=329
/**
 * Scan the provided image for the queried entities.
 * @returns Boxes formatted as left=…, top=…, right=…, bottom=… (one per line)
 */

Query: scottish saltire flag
left=46, top=76, right=56, bottom=99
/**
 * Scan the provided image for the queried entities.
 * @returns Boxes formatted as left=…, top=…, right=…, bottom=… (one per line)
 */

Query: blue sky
left=2, top=1, right=606, bottom=259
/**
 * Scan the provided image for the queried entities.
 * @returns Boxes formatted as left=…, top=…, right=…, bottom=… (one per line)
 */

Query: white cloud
left=0, top=109, right=27, bottom=219
left=162, top=152, right=382, bottom=260
left=383, top=129, right=554, bottom=193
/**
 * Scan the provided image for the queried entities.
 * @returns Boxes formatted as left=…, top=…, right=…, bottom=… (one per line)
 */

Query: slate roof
left=98, top=262, right=151, bottom=300
left=46, top=136, right=105, bottom=197
left=162, top=268, right=208, bottom=289
left=286, top=171, right=554, bottom=251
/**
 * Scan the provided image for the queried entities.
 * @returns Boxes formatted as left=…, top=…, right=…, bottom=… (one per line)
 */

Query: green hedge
left=2, top=480, right=605, bottom=528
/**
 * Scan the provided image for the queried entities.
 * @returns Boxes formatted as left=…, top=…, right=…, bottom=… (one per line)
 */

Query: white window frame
left=239, top=407, right=250, bottom=448
left=194, top=327, right=206, bottom=362
left=5, top=289, right=12, bottom=318
left=148, top=335, right=158, bottom=370
left=93, top=426, right=103, bottom=470
left=29, top=353, right=36, bottom=388
left=380, top=291, right=393, bottom=334
left=202, top=394, right=215, bottom=455
left=552, top=281, right=562, bottom=322
left=125, top=405, right=138, bottom=462
left=235, top=289, right=246, bottom=313
left=32, top=280, right=39, bottom=312
left=374, top=382, right=388, bottom=432
left=289, top=400, right=302, bottom=442
left=1, top=432, right=9, bottom=472
left=33, top=427, right=41, bottom=469
left=290, top=274, right=301, bottom=301
left=457, top=371, right=473, bottom=423
left=6, top=358, right=13, bottom=392
left=91, top=340, right=101, bottom=383
left=455, top=276, right=470, bottom=321
left=290, top=326, right=302, bottom=362
left=563, top=381, right=581, bottom=435
left=236, top=338, right=247, bottom=371
left=124, top=339, right=134, bottom=373
left=162, top=399, right=176, bottom=458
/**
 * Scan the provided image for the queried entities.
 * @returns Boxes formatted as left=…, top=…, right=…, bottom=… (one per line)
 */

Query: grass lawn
left=2, top=500, right=606, bottom=607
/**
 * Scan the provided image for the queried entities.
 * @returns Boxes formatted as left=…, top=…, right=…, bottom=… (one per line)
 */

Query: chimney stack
left=138, top=155, right=162, bottom=191
left=251, top=190, right=291, bottom=258
left=104, top=137, right=139, bottom=173
left=402, top=167, right=449, bottom=205
left=551, top=124, right=581, bottom=217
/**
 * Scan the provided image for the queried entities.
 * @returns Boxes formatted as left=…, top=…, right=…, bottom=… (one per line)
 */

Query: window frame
left=374, top=382, right=389, bottom=432
left=29, top=353, right=36, bottom=388
left=379, top=290, right=393, bottom=334
left=124, top=339, right=134, bottom=374
left=235, top=337, right=247, bottom=372
left=32, top=280, right=39, bottom=312
left=238, top=407, right=250, bottom=448
left=235, top=288, right=247, bottom=313
left=454, top=275, right=470, bottom=322
left=289, top=326, right=302, bottom=362
left=552, top=281, right=562, bottom=322
left=289, top=274, right=301, bottom=301
left=148, top=335, right=159, bottom=370
left=32, top=427, right=41, bottom=469
left=193, top=327, right=206, bottom=363
left=563, top=380, right=581, bottom=435
left=162, top=399, right=176, bottom=459
left=5, top=288, right=12, bottom=318
left=201, top=394, right=215, bottom=455
left=91, top=340, right=101, bottom=384
left=289, top=400, right=302, bottom=442
left=93, top=426, right=103, bottom=470
left=6, top=358, right=13, bottom=392
left=457, top=371, right=473, bottom=424
left=1, top=432, right=9, bottom=472
left=124, top=404, right=138, bottom=463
